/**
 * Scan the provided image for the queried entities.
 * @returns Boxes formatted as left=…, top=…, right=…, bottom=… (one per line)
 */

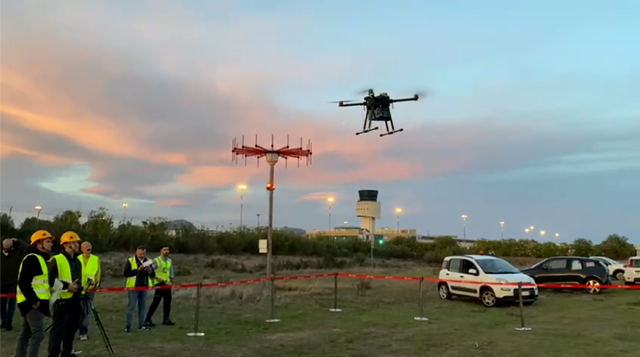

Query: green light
left=378, top=239, right=384, bottom=245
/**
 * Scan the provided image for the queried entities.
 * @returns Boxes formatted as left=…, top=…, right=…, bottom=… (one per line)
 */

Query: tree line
left=0, top=208, right=636, bottom=262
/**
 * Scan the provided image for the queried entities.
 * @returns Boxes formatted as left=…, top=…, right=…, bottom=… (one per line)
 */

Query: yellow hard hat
left=30, top=230, right=53, bottom=245
left=60, top=231, right=81, bottom=245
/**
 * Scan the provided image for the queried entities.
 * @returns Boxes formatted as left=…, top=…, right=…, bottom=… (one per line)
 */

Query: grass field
left=1, top=255, right=639, bottom=357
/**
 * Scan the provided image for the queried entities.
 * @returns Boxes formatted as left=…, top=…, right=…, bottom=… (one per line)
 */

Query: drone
left=331, top=89, right=421, bottom=137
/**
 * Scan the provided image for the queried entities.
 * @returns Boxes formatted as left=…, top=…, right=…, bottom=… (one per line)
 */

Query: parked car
left=438, top=254, right=538, bottom=308
left=590, top=256, right=627, bottom=281
left=623, top=256, right=640, bottom=285
left=520, top=256, right=610, bottom=294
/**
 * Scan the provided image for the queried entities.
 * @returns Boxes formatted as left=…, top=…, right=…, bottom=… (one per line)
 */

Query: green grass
left=2, top=266, right=640, bottom=357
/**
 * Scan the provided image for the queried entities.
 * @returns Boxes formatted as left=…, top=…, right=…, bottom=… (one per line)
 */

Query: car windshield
left=594, top=257, right=618, bottom=265
left=476, top=258, right=520, bottom=274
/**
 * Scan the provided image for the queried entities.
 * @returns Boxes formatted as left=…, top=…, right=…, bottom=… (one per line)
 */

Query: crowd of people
left=0, top=230, right=175, bottom=357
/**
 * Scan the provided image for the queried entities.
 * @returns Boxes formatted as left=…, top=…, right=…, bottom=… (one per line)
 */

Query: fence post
left=329, top=272, right=342, bottom=312
left=413, top=277, right=428, bottom=321
left=266, top=275, right=280, bottom=323
left=514, top=282, right=531, bottom=331
left=186, top=282, right=205, bottom=336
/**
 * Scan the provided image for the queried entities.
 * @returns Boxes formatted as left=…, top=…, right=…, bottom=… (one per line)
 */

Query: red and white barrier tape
left=1, top=272, right=638, bottom=297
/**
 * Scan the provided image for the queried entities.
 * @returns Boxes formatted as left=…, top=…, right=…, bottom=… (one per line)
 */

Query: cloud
left=1, top=1, right=638, bottom=240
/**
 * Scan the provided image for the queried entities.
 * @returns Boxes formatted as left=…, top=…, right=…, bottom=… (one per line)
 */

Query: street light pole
left=395, top=208, right=402, bottom=232
left=461, top=215, right=468, bottom=240
left=35, top=206, right=42, bottom=229
left=122, top=203, right=128, bottom=222
left=237, top=184, right=247, bottom=227
left=499, top=221, right=505, bottom=239
left=327, top=197, right=334, bottom=230
left=257, top=213, right=261, bottom=227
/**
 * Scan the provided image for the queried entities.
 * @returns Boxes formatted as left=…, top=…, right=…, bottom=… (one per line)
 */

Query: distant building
left=307, top=228, right=474, bottom=247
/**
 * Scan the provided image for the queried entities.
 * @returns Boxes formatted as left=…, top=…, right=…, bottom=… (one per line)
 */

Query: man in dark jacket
left=123, top=246, right=155, bottom=333
left=1, top=237, right=29, bottom=331
left=15, top=230, right=54, bottom=357
left=47, top=231, right=83, bottom=357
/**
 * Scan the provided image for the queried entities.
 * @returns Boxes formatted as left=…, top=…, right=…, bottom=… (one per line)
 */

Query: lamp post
left=461, top=215, right=468, bottom=240
left=35, top=206, right=42, bottom=229
left=122, top=203, right=128, bottom=221
left=555, top=233, right=559, bottom=239
left=525, top=228, right=530, bottom=238
left=540, top=230, right=546, bottom=239
left=499, top=221, right=505, bottom=239
left=257, top=213, right=261, bottom=227
left=327, top=197, right=334, bottom=230
left=395, top=208, right=402, bottom=232
left=237, top=184, right=247, bottom=226
left=529, top=226, right=534, bottom=239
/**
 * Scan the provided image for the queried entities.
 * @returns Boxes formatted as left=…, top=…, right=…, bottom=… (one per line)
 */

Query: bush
left=0, top=209, right=635, bottom=261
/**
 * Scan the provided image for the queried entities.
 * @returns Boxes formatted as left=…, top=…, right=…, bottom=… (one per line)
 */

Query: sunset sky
left=1, top=0, right=639, bottom=242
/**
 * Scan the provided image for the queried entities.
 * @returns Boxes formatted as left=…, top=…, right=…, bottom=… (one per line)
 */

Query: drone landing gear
left=356, top=127, right=379, bottom=136
left=380, top=128, right=404, bottom=137
left=379, top=120, right=403, bottom=137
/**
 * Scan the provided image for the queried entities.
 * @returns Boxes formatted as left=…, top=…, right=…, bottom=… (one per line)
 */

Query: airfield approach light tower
left=232, top=134, right=313, bottom=287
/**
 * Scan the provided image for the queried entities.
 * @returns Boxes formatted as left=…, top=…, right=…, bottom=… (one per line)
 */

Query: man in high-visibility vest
left=47, top=231, right=85, bottom=357
left=144, top=246, right=175, bottom=327
left=122, top=245, right=155, bottom=333
left=77, top=241, right=101, bottom=341
left=14, top=230, right=54, bottom=357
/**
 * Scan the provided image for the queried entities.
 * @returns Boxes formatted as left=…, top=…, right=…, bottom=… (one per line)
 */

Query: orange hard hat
left=30, top=230, right=53, bottom=245
left=60, top=231, right=81, bottom=245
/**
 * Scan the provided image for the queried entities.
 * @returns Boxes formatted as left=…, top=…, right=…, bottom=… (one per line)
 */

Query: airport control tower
left=355, top=189, right=381, bottom=237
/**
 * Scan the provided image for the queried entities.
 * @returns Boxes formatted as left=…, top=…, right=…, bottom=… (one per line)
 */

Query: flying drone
left=330, top=89, right=421, bottom=137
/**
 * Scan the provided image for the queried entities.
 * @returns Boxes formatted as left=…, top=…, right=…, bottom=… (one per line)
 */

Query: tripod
left=86, top=293, right=114, bottom=355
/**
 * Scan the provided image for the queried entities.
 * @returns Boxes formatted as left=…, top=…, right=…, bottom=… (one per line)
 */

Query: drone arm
left=339, top=101, right=366, bottom=107
left=390, top=96, right=419, bottom=103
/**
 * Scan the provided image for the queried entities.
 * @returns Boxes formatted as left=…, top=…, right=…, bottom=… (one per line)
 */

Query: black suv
left=520, top=256, right=611, bottom=294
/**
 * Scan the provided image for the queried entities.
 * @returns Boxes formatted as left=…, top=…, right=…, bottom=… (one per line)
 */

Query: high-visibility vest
left=78, top=254, right=100, bottom=294
left=153, top=256, right=172, bottom=285
left=16, top=253, right=51, bottom=304
left=125, top=257, right=154, bottom=288
left=51, top=254, right=87, bottom=299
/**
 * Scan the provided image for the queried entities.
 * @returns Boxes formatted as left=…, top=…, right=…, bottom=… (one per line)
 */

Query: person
left=14, top=230, right=54, bottom=357
left=77, top=241, right=101, bottom=341
left=47, top=231, right=86, bottom=357
left=2, top=237, right=29, bottom=331
left=123, top=245, right=155, bottom=333
left=144, top=246, right=175, bottom=327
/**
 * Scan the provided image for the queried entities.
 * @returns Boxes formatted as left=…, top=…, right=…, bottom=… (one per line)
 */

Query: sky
left=1, top=0, right=639, bottom=243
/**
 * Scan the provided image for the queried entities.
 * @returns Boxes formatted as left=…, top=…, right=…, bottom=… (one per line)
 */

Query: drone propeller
left=328, top=99, right=359, bottom=104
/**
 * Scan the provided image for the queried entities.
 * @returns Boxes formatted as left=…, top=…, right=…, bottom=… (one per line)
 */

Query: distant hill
left=280, top=226, right=306, bottom=236
left=166, top=219, right=197, bottom=231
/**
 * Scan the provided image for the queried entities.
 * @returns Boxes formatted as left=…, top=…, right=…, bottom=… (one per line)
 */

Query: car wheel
left=585, top=279, right=602, bottom=294
left=480, top=288, right=497, bottom=307
left=438, top=283, right=452, bottom=300
left=615, top=271, right=625, bottom=281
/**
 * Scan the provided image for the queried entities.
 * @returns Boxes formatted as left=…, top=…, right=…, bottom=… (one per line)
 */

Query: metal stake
left=413, top=277, right=428, bottom=321
left=187, top=282, right=205, bottom=336
left=514, top=282, right=531, bottom=331
left=329, top=272, right=342, bottom=312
